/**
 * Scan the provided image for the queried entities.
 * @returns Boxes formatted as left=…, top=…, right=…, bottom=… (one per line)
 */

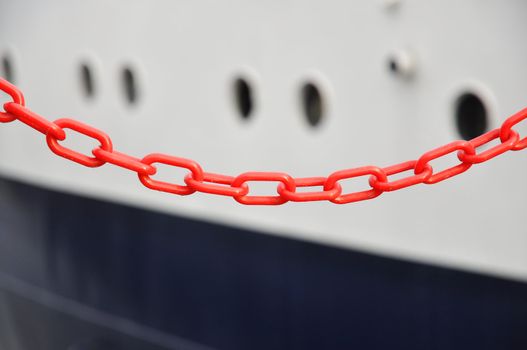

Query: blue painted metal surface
left=0, top=177, right=526, bottom=349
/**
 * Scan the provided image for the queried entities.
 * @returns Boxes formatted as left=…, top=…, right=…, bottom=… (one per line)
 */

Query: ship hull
left=0, top=176, right=526, bottom=350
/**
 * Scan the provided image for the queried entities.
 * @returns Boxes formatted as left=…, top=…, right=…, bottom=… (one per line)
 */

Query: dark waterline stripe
left=0, top=177, right=526, bottom=350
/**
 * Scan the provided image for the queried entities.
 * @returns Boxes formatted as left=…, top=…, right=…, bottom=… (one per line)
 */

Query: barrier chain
left=0, top=78, right=525, bottom=205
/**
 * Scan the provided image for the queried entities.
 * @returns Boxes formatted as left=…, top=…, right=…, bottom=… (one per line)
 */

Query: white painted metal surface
left=0, top=0, right=526, bottom=279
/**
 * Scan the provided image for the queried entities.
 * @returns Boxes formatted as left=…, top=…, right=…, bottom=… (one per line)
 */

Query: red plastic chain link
left=92, top=149, right=157, bottom=175
left=5, top=103, right=66, bottom=140
left=184, top=172, right=249, bottom=197
left=277, top=177, right=342, bottom=202
left=414, top=140, right=476, bottom=184
left=500, top=108, right=527, bottom=151
left=47, top=118, right=112, bottom=167
left=324, top=166, right=387, bottom=204
left=0, top=78, right=24, bottom=123
left=369, top=160, right=433, bottom=192
left=232, top=172, right=296, bottom=205
left=138, top=153, right=203, bottom=196
left=0, top=77, right=526, bottom=205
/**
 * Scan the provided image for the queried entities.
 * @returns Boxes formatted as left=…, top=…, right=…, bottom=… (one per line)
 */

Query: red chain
left=1, top=78, right=526, bottom=205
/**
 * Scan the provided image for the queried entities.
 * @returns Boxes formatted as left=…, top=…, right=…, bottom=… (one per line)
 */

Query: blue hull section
left=0, top=177, right=526, bottom=349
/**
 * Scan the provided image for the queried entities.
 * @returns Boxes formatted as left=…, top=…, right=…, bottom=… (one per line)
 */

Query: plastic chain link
left=0, top=78, right=526, bottom=205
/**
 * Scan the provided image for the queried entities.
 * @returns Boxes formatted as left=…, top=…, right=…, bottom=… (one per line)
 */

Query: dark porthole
left=455, top=92, right=488, bottom=140
left=233, top=77, right=253, bottom=119
left=121, top=66, right=139, bottom=105
left=1, top=54, right=14, bottom=83
left=301, top=82, right=324, bottom=127
left=79, top=63, right=95, bottom=99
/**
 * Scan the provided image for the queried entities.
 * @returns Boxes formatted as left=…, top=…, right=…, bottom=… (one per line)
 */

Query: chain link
left=4, top=103, right=66, bottom=140
left=231, top=172, right=296, bottom=205
left=138, top=153, right=203, bottom=196
left=184, top=172, right=249, bottom=197
left=0, top=80, right=24, bottom=123
left=278, top=177, right=342, bottom=202
left=369, top=160, right=433, bottom=192
left=47, top=118, right=112, bottom=167
left=0, top=77, right=526, bottom=205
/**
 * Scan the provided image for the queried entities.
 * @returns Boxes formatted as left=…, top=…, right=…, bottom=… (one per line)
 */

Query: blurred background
left=0, top=0, right=526, bottom=349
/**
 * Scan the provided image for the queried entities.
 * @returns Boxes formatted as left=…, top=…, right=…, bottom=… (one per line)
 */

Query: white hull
left=0, top=0, right=526, bottom=281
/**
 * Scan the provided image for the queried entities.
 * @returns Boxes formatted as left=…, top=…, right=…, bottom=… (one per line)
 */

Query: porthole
left=301, top=82, right=324, bottom=127
left=79, top=63, right=95, bottom=99
left=454, top=92, right=488, bottom=140
left=1, top=53, right=14, bottom=83
left=121, top=66, right=139, bottom=105
left=233, top=77, right=253, bottom=119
